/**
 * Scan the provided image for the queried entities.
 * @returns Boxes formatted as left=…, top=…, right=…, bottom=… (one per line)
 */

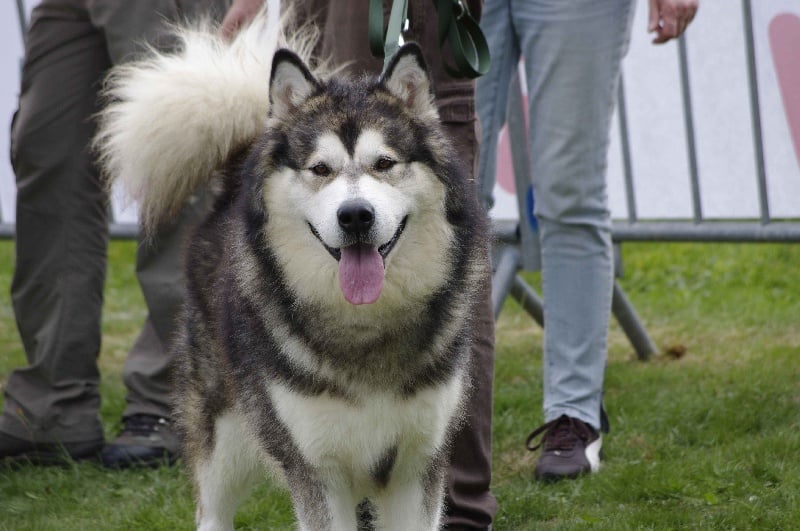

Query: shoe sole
left=535, top=470, right=588, bottom=482
left=534, top=437, right=603, bottom=482
left=1, top=449, right=102, bottom=468
left=101, top=451, right=179, bottom=470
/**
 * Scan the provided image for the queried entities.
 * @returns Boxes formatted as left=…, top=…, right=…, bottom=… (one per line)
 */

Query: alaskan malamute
left=96, top=10, right=488, bottom=531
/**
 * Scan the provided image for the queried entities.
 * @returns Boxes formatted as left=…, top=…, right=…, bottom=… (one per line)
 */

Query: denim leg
left=514, top=0, right=636, bottom=429
left=476, top=0, right=520, bottom=211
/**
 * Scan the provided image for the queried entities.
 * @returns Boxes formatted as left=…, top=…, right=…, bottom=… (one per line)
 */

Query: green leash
left=368, top=0, right=491, bottom=79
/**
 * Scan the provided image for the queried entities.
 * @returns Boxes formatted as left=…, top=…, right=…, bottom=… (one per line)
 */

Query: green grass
left=1, top=240, right=799, bottom=530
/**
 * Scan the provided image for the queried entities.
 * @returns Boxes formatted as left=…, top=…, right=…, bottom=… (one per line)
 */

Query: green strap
left=435, top=0, right=490, bottom=78
left=369, top=0, right=409, bottom=72
left=368, top=0, right=491, bottom=79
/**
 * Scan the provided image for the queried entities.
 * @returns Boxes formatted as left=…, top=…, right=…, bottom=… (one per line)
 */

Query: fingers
left=648, top=0, right=661, bottom=33
left=219, top=7, right=245, bottom=40
left=218, top=0, right=264, bottom=40
left=648, top=0, right=699, bottom=45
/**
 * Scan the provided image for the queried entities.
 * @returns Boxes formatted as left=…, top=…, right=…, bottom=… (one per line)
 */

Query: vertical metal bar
left=491, top=246, right=521, bottom=319
left=509, top=275, right=544, bottom=327
left=611, top=282, right=657, bottom=361
left=741, top=0, right=770, bottom=224
left=678, top=35, right=702, bottom=223
left=507, top=69, right=540, bottom=271
left=616, top=73, right=638, bottom=223
left=17, top=0, right=28, bottom=42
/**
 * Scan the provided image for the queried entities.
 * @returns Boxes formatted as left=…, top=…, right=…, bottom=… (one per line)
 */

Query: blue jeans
left=477, top=0, right=636, bottom=429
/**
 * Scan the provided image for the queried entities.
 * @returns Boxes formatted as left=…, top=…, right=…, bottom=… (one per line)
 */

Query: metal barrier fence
left=610, top=0, right=800, bottom=243
left=489, top=0, right=800, bottom=360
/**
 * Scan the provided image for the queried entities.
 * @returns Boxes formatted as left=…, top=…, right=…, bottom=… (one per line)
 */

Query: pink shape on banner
left=769, top=13, right=800, bottom=169
left=495, top=87, right=530, bottom=194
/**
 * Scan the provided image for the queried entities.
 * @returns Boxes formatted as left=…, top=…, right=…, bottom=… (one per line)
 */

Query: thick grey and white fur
left=95, top=7, right=489, bottom=531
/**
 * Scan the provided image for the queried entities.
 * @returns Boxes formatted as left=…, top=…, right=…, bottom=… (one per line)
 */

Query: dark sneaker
left=0, top=431, right=103, bottom=467
left=101, top=414, right=179, bottom=469
left=525, top=415, right=602, bottom=482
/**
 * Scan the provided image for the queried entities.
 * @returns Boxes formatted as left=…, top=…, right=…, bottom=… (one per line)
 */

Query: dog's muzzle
left=308, top=205, right=408, bottom=305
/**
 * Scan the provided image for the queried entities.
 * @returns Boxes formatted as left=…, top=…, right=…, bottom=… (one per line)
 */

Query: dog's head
left=256, top=44, right=467, bottom=309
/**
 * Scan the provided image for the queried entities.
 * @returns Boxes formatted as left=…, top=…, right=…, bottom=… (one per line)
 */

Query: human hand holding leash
left=648, top=0, right=699, bottom=44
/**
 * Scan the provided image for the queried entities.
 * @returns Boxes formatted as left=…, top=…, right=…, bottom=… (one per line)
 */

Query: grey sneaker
left=100, top=414, right=179, bottom=469
left=526, top=415, right=602, bottom=481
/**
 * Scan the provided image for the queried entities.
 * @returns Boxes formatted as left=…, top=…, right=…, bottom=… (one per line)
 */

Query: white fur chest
left=268, top=374, right=465, bottom=486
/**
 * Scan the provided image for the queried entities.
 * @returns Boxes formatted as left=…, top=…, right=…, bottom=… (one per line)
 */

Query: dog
left=95, top=9, right=489, bottom=531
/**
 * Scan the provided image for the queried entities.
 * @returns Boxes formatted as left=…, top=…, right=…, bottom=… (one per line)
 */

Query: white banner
left=0, top=0, right=29, bottom=224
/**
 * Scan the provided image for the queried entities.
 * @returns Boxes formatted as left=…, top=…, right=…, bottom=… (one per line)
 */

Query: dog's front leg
left=192, top=411, right=264, bottom=531
left=287, top=471, right=359, bottom=530
left=372, top=467, right=447, bottom=531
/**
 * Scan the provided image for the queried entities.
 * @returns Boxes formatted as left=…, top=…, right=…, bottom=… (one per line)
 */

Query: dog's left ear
left=381, top=44, right=437, bottom=117
left=270, top=49, right=321, bottom=120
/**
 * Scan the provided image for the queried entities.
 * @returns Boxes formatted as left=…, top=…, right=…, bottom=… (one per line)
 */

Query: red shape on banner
left=769, top=13, right=800, bottom=169
left=495, top=81, right=530, bottom=195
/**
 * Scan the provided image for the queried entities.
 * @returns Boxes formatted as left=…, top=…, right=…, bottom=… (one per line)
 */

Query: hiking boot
left=0, top=431, right=103, bottom=466
left=526, top=415, right=602, bottom=482
left=101, top=414, right=179, bottom=469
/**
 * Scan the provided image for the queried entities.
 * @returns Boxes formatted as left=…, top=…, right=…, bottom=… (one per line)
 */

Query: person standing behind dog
left=0, top=0, right=256, bottom=469
left=476, top=0, right=698, bottom=481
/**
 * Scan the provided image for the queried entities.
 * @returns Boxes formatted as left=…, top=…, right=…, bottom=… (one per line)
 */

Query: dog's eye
left=310, top=163, right=331, bottom=177
left=374, top=157, right=396, bottom=172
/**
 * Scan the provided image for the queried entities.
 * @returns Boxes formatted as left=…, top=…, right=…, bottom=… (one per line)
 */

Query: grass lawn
left=1, top=239, right=798, bottom=530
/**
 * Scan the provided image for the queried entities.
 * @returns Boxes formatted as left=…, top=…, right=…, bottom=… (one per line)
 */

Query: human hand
left=648, top=0, right=699, bottom=44
left=219, top=0, right=265, bottom=40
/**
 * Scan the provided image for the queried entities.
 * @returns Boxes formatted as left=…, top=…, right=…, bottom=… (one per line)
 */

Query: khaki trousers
left=1, top=0, right=228, bottom=443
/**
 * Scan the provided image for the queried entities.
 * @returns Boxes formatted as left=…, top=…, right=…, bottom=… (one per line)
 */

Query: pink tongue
left=339, top=243, right=385, bottom=305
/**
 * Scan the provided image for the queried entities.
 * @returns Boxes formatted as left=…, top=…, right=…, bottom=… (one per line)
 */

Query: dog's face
left=259, top=45, right=457, bottom=310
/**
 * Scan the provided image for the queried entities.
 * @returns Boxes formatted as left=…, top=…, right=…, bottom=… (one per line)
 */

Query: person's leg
left=514, top=0, right=636, bottom=477
left=91, top=0, right=227, bottom=468
left=1, top=0, right=111, bottom=461
left=399, top=3, right=498, bottom=527
left=99, top=202, right=205, bottom=468
left=476, top=0, right=520, bottom=210
left=121, top=190, right=210, bottom=422
left=443, top=264, right=496, bottom=530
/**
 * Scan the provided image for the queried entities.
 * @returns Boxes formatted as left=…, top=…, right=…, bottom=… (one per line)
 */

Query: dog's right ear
left=269, top=49, right=320, bottom=120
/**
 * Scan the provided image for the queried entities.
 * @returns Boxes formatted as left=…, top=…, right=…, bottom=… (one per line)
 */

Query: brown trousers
left=1, top=0, right=228, bottom=442
left=300, top=1, right=498, bottom=526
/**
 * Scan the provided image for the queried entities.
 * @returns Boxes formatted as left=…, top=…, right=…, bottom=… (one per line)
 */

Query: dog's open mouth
left=309, top=217, right=407, bottom=305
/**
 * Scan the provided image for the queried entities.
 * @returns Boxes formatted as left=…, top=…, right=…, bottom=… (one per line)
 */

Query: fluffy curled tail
left=93, top=6, right=319, bottom=233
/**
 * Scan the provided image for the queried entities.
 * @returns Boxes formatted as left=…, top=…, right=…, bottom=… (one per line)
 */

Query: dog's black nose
left=338, top=199, right=375, bottom=235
